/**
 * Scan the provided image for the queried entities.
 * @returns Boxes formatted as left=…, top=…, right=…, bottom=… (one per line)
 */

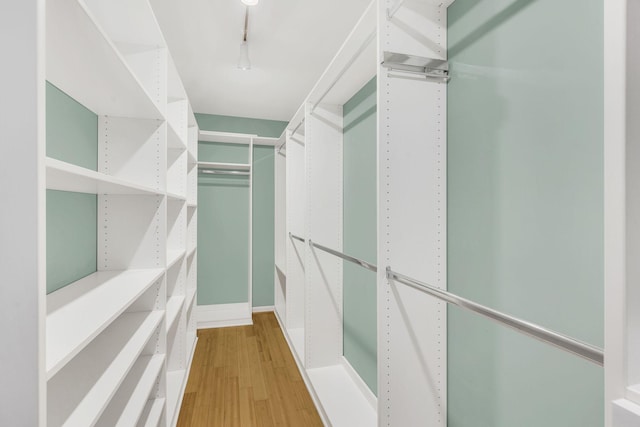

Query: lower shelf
left=166, top=370, right=186, bottom=426
left=47, top=310, right=163, bottom=427
left=137, top=398, right=165, bottom=427
left=95, top=354, right=165, bottom=427
left=307, top=365, right=377, bottom=427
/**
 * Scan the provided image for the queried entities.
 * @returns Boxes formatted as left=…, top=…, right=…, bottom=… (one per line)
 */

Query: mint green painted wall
left=46, top=82, right=97, bottom=170
left=252, top=146, right=276, bottom=307
left=196, top=114, right=285, bottom=307
left=47, top=190, right=97, bottom=294
left=447, top=1, right=603, bottom=426
left=343, top=78, right=377, bottom=395
left=195, top=113, right=287, bottom=138
left=46, top=82, right=98, bottom=294
left=197, top=171, right=250, bottom=305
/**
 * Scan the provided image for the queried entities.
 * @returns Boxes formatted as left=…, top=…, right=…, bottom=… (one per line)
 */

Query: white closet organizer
left=274, top=2, right=378, bottom=425
left=197, top=131, right=255, bottom=327
left=43, top=0, right=198, bottom=426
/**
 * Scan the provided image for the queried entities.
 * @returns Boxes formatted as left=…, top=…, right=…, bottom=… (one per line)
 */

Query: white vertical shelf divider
left=304, top=102, right=344, bottom=369
left=41, top=1, right=197, bottom=426
left=285, top=121, right=307, bottom=353
left=274, top=133, right=287, bottom=325
left=377, top=0, right=448, bottom=426
left=276, top=1, right=378, bottom=426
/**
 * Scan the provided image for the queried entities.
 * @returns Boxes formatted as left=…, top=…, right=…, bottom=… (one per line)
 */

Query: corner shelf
left=46, top=158, right=163, bottom=196
left=46, top=268, right=164, bottom=379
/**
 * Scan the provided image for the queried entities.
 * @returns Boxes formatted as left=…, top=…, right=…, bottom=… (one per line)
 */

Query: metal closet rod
left=291, top=118, right=305, bottom=136
left=289, top=232, right=306, bottom=243
left=386, top=268, right=604, bottom=366
left=311, top=30, right=377, bottom=113
left=199, top=170, right=250, bottom=176
left=309, top=240, right=377, bottom=273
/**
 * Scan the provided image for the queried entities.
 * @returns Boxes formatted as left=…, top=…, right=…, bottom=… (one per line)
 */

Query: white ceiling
left=150, top=0, right=372, bottom=122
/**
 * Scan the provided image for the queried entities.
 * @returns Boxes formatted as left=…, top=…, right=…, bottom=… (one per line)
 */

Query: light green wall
left=447, top=1, right=603, bottom=426
left=196, top=114, right=284, bottom=307
left=197, top=171, right=250, bottom=305
left=252, top=146, right=276, bottom=307
left=343, top=78, right=377, bottom=395
left=195, top=113, right=287, bottom=138
left=47, top=82, right=97, bottom=170
left=46, top=82, right=98, bottom=294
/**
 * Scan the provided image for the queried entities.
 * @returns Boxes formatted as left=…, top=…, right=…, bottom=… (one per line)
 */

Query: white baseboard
left=340, top=356, right=377, bottom=410
left=197, top=303, right=252, bottom=329
left=252, top=305, right=274, bottom=313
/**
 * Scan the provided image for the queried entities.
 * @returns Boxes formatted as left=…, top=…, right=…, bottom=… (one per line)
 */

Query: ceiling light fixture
left=241, top=0, right=259, bottom=6
left=237, top=8, right=251, bottom=70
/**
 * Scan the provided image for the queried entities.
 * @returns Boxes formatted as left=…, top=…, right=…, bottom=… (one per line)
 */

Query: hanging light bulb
left=238, top=41, right=251, bottom=70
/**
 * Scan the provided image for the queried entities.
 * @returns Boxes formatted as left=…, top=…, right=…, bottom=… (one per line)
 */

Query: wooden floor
left=177, top=312, right=323, bottom=427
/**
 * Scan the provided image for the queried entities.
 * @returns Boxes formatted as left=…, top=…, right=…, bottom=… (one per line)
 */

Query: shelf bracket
left=381, top=51, right=450, bottom=83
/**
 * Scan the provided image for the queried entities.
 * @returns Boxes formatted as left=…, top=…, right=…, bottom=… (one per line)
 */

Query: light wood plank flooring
left=177, top=312, right=323, bottom=426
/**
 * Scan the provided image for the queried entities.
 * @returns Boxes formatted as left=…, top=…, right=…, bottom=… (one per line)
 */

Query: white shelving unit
left=31, top=1, right=201, bottom=426
left=275, top=2, right=379, bottom=426
left=195, top=131, right=255, bottom=329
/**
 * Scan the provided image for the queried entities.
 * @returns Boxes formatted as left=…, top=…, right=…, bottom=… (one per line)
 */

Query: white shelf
left=46, top=269, right=165, bottom=379
left=168, top=122, right=187, bottom=150
left=198, top=130, right=256, bottom=144
left=47, top=310, right=164, bottom=427
left=166, top=296, right=185, bottom=332
left=167, top=249, right=186, bottom=270
left=187, top=247, right=197, bottom=259
left=47, top=158, right=162, bottom=196
left=187, top=202, right=197, bottom=208
left=95, top=354, right=165, bottom=427
left=197, top=161, right=251, bottom=171
left=47, top=0, right=163, bottom=119
left=307, top=365, right=377, bottom=427
left=137, top=398, right=165, bottom=427
left=167, top=192, right=187, bottom=202
left=166, top=370, right=186, bottom=425
left=186, top=288, right=197, bottom=310
left=276, top=263, right=287, bottom=277
left=288, top=328, right=305, bottom=363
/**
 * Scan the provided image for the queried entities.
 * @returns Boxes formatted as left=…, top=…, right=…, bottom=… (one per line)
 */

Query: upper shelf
left=46, top=268, right=164, bottom=379
left=198, top=162, right=251, bottom=171
left=46, top=158, right=163, bottom=196
left=46, top=0, right=163, bottom=120
left=199, top=131, right=256, bottom=145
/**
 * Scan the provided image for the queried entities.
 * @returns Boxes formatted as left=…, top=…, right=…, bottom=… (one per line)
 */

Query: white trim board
left=252, top=306, right=274, bottom=313
left=197, top=303, right=252, bottom=329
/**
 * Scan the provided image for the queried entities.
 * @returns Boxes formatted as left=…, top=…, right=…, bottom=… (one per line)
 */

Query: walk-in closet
left=1, top=0, right=639, bottom=426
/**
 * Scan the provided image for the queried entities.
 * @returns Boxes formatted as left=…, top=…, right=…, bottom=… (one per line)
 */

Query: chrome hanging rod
left=289, top=232, right=306, bottom=243
left=290, top=118, right=305, bottom=136
left=382, top=51, right=450, bottom=82
left=310, top=30, right=377, bottom=113
left=309, top=240, right=377, bottom=273
left=386, top=268, right=604, bottom=366
left=199, top=170, right=250, bottom=176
